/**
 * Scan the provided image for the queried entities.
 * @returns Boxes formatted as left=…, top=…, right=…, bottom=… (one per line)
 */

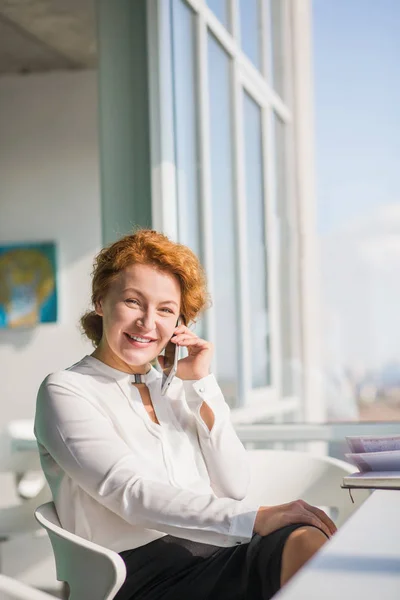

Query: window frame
left=147, top=0, right=304, bottom=419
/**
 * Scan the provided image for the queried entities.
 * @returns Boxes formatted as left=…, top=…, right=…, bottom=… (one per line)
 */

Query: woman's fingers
left=254, top=504, right=332, bottom=539
left=173, top=325, right=197, bottom=339
left=293, top=510, right=331, bottom=539
left=302, top=501, right=337, bottom=535
left=172, top=333, right=208, bottom=348
left=174, top=324, right=194, bottom=333
left=283, top=502, right=333, bottom=539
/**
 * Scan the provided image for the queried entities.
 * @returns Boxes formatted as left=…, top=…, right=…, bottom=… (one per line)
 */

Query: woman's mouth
left=124, top=333, right=156, bottom=347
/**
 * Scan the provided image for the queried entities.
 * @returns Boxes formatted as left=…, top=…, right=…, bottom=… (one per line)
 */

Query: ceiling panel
left=0, top=0, right=96, bottom=74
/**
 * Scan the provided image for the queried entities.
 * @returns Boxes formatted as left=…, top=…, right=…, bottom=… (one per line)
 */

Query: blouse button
left=198, top=387, right=205, bottom=393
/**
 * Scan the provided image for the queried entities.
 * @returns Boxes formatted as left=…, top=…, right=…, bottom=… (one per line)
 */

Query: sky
left=312, top=0, right=400, bottom=235
left=312, top=0, right=400, bottom=372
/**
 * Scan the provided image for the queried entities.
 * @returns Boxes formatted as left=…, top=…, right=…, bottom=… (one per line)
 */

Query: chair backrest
left=34, top=502, right=126, bottom=600
left=0, top=575, right=56, bottom=600
left=245, top=449, right=370, bottom=527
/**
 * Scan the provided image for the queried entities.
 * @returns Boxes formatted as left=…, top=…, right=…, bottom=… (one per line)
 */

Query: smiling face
left=93, top=263, right=181, bottom=373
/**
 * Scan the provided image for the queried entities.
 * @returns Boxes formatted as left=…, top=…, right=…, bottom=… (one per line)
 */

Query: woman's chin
left=121, top=347, right=158, bottom=367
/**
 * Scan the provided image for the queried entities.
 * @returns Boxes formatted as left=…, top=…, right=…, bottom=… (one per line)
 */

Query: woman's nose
left=137, top=311, right=156, bottom=330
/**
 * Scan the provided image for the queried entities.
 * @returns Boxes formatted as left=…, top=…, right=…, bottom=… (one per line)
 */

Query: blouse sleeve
left=34, top=373, right=258, bottom=547
left=182, top=375, right=251, bottom=501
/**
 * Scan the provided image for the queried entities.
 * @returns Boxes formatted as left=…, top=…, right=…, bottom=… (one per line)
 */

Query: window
left=150, top=0, right=295, bottom=409
left=170, top=0, right=202, bottom=258
left=239, top=0, right=261, bottom=70
left=207, top=34, right=241, bottom=405
left=313, top=0, right=400, bottom=429
left=206, top=0, right=230, bottom=31
left=101, top=0, right=399, bottom=456
left=155, top=0, right=296, bottom=413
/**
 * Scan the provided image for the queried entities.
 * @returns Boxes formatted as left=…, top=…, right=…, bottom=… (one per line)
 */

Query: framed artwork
left=0, top=242, right=57, bottom=328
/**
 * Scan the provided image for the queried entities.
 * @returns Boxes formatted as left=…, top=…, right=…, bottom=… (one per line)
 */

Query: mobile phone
left=161, top=320, right=181, bottom=395
left=161, top=339, right=179, bottom=395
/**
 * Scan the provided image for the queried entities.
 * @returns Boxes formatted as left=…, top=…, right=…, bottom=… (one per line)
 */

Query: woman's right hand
left=253, top=499, right=337, bottom=539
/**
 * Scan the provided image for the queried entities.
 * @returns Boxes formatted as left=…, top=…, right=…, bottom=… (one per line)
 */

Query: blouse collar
left=83, top=355, right=161, bottom=386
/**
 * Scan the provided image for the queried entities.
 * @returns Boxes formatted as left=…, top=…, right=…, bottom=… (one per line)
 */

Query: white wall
left=0, top=70, right=101, bottom=593
left=0, top=70, right=102, bottom=429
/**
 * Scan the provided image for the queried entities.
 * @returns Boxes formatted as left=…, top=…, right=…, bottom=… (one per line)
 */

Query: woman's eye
left=126, top=299, right=139, bottom=305
left=161, top=307, right=173, bottom=314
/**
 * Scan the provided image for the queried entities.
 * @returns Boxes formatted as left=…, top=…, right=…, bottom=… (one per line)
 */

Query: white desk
left=275, top=489, right=400, bottom=600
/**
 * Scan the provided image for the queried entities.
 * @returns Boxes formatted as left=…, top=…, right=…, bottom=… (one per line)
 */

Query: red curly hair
left=81, top=229, right=210, bottom=346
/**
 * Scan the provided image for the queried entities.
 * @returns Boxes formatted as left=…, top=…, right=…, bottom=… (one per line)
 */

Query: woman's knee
left=280, top=526, right=328, bottom=587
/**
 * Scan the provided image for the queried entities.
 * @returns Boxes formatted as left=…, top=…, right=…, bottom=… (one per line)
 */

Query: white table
left=275, top=489, right=400, bottom=600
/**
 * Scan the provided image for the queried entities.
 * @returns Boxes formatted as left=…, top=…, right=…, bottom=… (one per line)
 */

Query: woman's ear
left=94, top=299, right=103, bottom=317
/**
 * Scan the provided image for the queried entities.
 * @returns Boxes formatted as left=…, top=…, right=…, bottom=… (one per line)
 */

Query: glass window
left=239, top=0, right=261, bottom=70
left=243, top=92, right=270, bottom=387
left=171, top=0, right=201, bottom=259
left=208, top=33, right=240, bottom=406
left=313, top=0, right=400, bottom=425
left=268, top=0, right=286, bottom=98
left=171, top=0, right=205, bottom=340
left=207, top=0, right=230, bottom=31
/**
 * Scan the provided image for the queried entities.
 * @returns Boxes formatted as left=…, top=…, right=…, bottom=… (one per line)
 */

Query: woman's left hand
left=169, top=324, right=213, bottom=381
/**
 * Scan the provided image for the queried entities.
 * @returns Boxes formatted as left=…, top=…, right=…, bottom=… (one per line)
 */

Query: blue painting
left=0, top=242, right=57, bottom=328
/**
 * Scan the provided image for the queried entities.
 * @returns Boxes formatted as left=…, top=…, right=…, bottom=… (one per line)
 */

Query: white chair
left=34, top=502, right=127, bottom=600
left=245, top=449, right=370, bottom=527
left=0, top=574, right=57, bottom=600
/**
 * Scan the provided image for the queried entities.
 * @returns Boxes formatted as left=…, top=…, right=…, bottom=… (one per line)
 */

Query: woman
left=35, top=229, right=336, bottom=600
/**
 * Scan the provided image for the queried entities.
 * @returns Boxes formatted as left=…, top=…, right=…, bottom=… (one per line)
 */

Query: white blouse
left=34, top=355, right=259, bottom=553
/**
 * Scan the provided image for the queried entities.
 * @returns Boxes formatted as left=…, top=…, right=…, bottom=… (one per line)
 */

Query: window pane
left=207, top=0, right=230, bottom=31
left=314, top=0, right=400, bottom=424
left=208, top=33, right=240, bottom=406
left=267, top=0, right=286, bottom=98
left=243, top=92, right=270, bottom=387
left=239, top=0, right=261, bottom=70
left=171, top=0, right=201, bottom=259
left=171, top=0, right=205, bottom=340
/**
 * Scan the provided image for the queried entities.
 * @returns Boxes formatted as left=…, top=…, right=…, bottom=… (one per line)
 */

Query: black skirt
left=115, top=523, right=306, bottom=600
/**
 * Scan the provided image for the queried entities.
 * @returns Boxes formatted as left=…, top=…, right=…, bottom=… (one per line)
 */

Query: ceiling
left=0, top=0, right=97, bottom=75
